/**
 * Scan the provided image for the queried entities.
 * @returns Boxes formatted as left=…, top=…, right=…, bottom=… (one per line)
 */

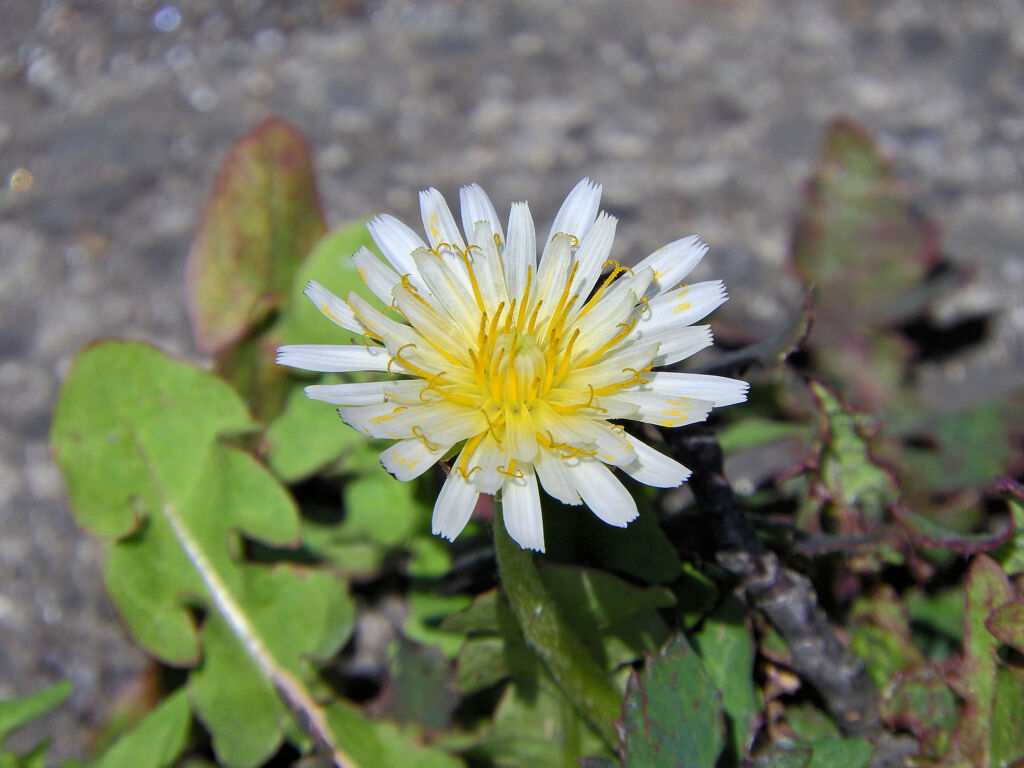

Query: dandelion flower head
left=277, top=179, right=747, bottom=552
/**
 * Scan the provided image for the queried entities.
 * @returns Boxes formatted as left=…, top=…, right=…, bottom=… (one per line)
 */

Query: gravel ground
left=1, top=0, right=1022, bottom=760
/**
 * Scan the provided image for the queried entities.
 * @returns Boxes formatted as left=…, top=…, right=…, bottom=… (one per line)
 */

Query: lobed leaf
left=617, top=634, right=725, bottom=768
left=51, top=342, right=355, bottom=768
left=811, top=382, right=898, bottom=524
left=264, top=383, right=364, bottom=482
left=693, top=599, right=760, bottom=758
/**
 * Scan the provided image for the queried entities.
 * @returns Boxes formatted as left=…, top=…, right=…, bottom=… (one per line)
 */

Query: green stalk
left=492, top=502, right=621, bottom=749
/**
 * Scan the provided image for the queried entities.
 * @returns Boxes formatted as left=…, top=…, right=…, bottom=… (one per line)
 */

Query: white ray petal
left=503, top=201, right=536, bottom=300
left=506, top=405, right=540, bottom=464
left=420, top=408, right=488, bottom=446
left=337, top=401, right=419, bottom=439
left=347, top=293, right=452, bottom=374
left=468, top=435, right=506, bottom=494
left=420, top=187, right=466, bottom=250
left=569, top=212, right=617, bottom=299
left=534, top=448, right=582, bottom=505
left=412, top=249, right=480, bottom=330
left=432, top=463, right=479, bottom=542
left=568, top=461, right=638, bottom=527
left=634, top=235, right=708, bottom=298
left=304, top=379, right=428, bottom=406
left=460, top=183, right=504, bottom=245
left=546, top=177, right=601, bottom=245
left=380, top=437, right=451, bottom=481
left=276, top=344, right=391, bottom=373
left=559, top=342, right=660, bottom=392
left=532, top=233, right=574, bottom=325
left=642, top=280, right=727, bottom=333
left=351, top=247, right=400, bottom=305
left=391, top=285, right=474, bottom=358
left=470, top=220, right=510, bottom=313
left=341, top=401, right=485, bottom=443
left=607, top=391, right=715, bottom=429
left=621, top=434, right=691, bottom=487
left=367, top=214, right=427, bottom=276
left=303, top=281, right=361, bottom=333
left=502, top=468, right=545, bottom=552
left=650, top=325, right=714, bottom=367
left=306, top=381, right=396, bottom=406
left=641, top=372, right=749, bottom=407
left=569, top=282, right=642, bottom=365
left=559, top=416, right=635, bottom=466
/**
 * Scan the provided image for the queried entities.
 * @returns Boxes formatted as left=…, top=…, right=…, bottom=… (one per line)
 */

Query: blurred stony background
left=1, top=0, right=1022, bottom=760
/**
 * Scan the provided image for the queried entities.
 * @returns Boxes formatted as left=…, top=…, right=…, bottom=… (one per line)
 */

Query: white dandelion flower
left=278, top=179, right=747, bottom=552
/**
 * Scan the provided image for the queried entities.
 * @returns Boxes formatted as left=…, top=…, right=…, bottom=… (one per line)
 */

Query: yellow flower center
left=490, top=330, right=546, bottom=403
left=381, top=238, right=654, bottom=479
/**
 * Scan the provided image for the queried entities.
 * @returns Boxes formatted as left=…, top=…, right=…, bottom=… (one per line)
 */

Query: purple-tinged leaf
left=186, top=118, right=326, bottom=355
left=893, top=505, right=1014, bottom=554
left=994, top=480, right=1024, bottom=575
left=879, top=667, right=957, bottom=759
left=949, top=555, right=1014, bottom=766
left=990, top=666, right=1024, bottom=768
left=793, top=118, right=940, bottom=330
left=849, top=589, right=924, bottom=689
left=984, top=597, right=1024, bottom=655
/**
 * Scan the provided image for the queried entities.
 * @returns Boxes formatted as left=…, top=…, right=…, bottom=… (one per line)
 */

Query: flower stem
left=492, top=501, right=621, bottom=749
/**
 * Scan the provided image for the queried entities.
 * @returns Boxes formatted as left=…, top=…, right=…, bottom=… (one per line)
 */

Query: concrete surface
left=1, top=0, right=1022, bottom=760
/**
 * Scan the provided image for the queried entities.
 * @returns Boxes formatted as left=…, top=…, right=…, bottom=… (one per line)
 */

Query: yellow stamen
left=497, top=458, right=524, bottom=479
left=575, top=317, right=638, bottom=369
left=527, top=300, right=544, bottom=333
left=517, top=266, right=534, bottom=329
left=458, top=248, right=487, bottom=314
left=411, top=425, right=438, bottom=452
left=481, top=408, right=504, bottom=443
left=387, top=343, right=434, bottom=379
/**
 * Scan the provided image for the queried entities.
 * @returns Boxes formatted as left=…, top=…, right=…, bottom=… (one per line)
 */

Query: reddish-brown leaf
left=186, top=118, right=326, bottom=355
